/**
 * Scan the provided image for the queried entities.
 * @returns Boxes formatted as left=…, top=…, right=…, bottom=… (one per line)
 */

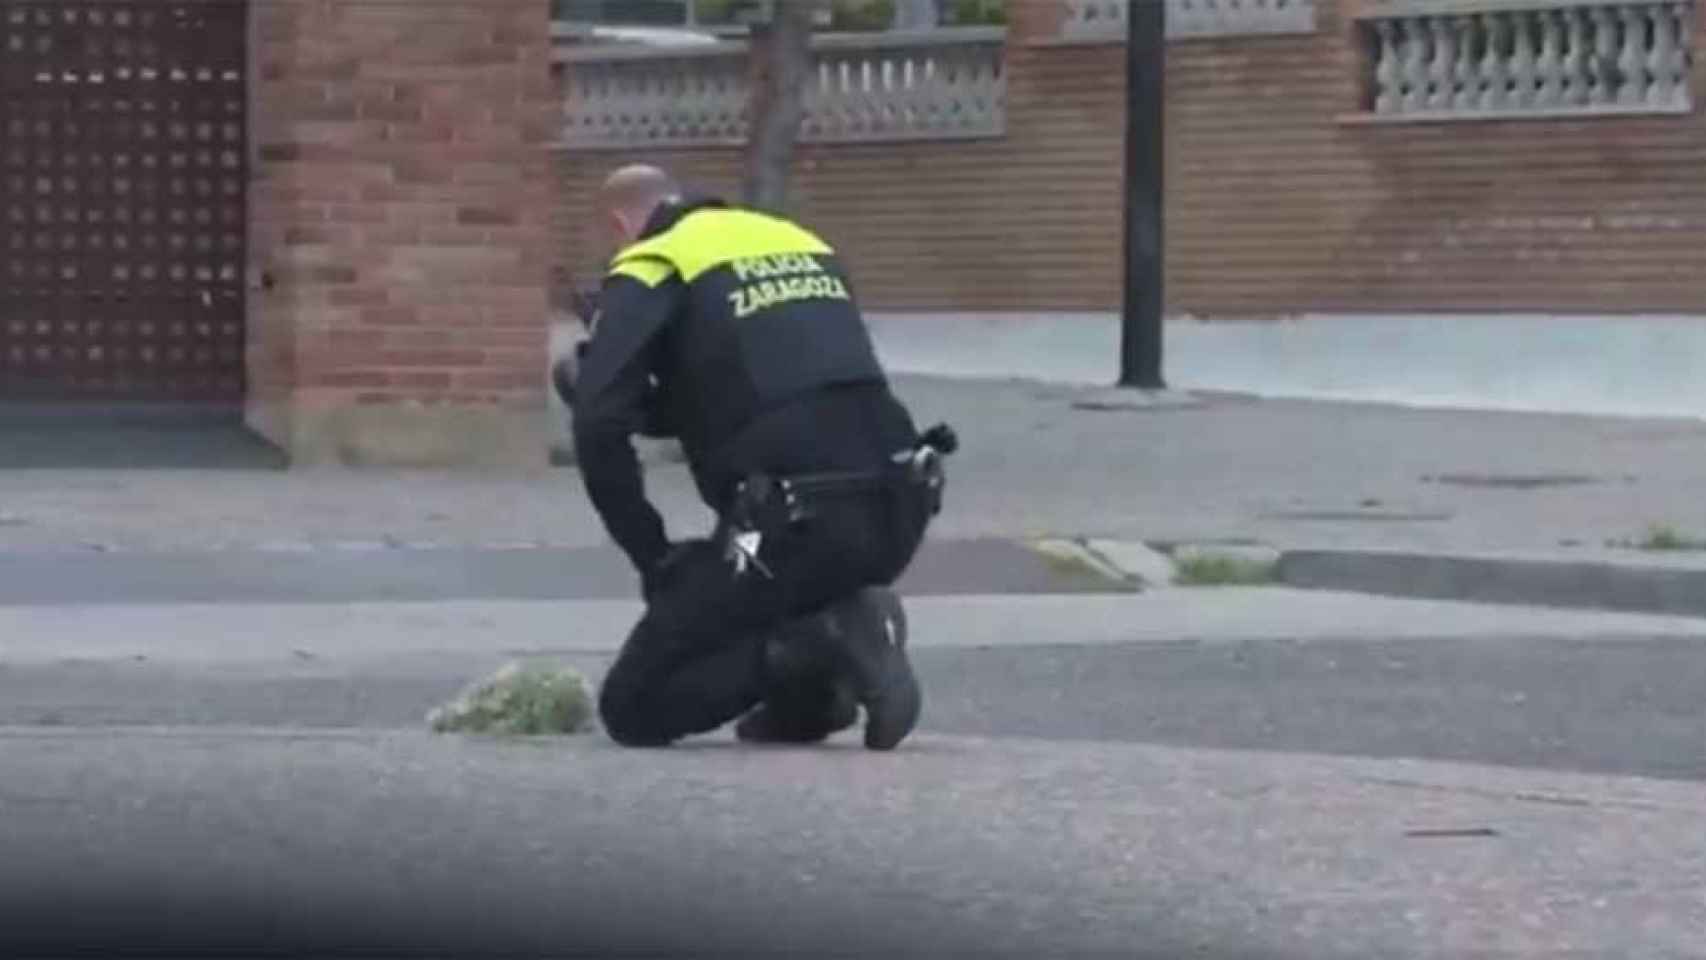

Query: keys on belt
left=722, top=475, right=791, bottom=581
left=725, top=528, right=773, bottom=579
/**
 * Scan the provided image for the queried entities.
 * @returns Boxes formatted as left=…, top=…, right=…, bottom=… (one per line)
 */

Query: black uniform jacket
left=571, top=196, right=915, bottom=576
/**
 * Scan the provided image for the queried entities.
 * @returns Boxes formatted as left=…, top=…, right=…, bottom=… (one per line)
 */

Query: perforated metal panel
left=0, top=1, right=247, bottom=405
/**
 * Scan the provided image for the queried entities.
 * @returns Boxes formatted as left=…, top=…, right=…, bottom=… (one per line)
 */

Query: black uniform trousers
left=597, top=477, right=930, bottom=747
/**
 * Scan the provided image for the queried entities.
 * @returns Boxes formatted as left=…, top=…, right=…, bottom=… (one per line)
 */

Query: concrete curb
left=1276, top=548, right=1706, bottom=620
left=1082, top=540, right=1706, bottom=619
left=1027, top=539, right=1139, bottom=586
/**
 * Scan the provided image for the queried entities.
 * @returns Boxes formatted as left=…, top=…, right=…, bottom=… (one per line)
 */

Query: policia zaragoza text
left=726, top=253, right=852, bottom=320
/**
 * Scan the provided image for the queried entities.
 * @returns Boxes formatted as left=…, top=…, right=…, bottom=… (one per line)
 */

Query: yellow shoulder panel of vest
left=607, top=254, right=675, bottom=288
left=615, top=208, right=833, bottom=283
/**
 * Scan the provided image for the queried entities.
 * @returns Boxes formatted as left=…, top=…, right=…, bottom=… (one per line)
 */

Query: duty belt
left=718, top=423, right=957, bottom=578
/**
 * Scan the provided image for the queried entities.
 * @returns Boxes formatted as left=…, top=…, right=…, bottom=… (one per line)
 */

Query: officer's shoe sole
left=825, top=586, right=920, bottom=751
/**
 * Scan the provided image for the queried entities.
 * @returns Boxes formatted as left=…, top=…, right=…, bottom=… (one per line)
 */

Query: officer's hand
left=550, top=354, right=578, bottom=409
left=570, top=288, right=601, bottom=329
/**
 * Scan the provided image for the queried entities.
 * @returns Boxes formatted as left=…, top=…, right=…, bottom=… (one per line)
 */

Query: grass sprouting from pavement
left=428, top=661, right=595, bottom=736
left=1173, top=552, right=1278, bottom=586
left=1615, top=524, right=1706, bottom=552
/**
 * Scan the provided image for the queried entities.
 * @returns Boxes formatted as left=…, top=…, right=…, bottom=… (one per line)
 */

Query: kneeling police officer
left=567, top=164, right=953, bottom=750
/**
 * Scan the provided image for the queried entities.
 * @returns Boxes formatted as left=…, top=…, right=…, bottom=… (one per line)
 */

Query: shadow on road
left=0, top=408, right=286, bottom=470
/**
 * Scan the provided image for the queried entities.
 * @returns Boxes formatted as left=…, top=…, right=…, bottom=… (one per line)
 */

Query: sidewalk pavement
left=2, top=374, right=1705, bottom=614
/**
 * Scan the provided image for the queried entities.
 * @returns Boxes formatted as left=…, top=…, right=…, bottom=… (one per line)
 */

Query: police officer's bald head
left=600, top=164, right=681, bottom=247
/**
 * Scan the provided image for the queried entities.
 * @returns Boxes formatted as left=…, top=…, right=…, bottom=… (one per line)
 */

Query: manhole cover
left=1424, top=473, right=1602, bottom=490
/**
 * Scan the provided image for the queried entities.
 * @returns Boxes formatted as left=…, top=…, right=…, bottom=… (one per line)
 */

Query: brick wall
left=551, top=16, right=1125, bottom=311
left=1168, top=1, right=1706, bottom=315
left=250, top=0, right=556, bottom=464
left=554, top=0, right=1706, bottom=318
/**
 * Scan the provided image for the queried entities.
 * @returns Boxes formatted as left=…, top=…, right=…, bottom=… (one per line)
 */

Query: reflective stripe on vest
left=609, top=208, right=835, bottom=285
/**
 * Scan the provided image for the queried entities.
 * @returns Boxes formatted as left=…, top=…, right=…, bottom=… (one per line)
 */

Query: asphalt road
left=3, top=727, right=1703, bottom=959
left=5, top=630, right=1705, bottom=783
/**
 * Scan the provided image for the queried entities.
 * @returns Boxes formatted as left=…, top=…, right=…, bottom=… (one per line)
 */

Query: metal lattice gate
left=0, top=1, right=247, bottom=406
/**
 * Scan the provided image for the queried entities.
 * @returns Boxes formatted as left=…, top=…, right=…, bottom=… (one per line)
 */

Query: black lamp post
left=1118, top=0, right=1166, bottom=389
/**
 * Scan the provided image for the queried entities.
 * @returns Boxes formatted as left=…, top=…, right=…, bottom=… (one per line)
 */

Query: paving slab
left=2, top=375, right=1705, bottom=559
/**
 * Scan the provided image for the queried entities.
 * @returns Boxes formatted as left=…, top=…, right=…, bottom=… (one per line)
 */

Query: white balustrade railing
left=551, top=27, right=1006, bottom=149
left=1353, top=0, right=1694, bottom=117
left=1061, top=0, right=1319, bottom=40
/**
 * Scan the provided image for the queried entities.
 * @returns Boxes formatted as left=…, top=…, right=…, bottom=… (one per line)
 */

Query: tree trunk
left=742, top=1, right=819, bottom=213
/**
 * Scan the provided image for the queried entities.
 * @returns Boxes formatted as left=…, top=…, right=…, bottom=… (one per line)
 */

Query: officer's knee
left=597, top=678, right=673, bottom=748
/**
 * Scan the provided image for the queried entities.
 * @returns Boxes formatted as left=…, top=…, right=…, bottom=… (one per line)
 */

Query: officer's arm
left=637, top=374, right=678, bottom=439
left=572, top=259, right=679, bottom=575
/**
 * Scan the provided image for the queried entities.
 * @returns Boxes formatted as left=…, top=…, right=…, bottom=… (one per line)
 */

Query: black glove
left=641, top=542, right=694, bottom=604
left=571, top=288, right=601, bottom=330
left=551, top=354, right=578, bottom=409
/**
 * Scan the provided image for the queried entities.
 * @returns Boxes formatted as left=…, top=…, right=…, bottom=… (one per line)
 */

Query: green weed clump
left=1173, top=552, right=1278, bottom=586
left=429, top=662, right=595, bottom=736
left=1615, top=524, right=1706, bottom=552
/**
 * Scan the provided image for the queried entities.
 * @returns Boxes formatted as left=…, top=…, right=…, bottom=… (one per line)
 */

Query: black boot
left=818, top=586, right=921, bottom=751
